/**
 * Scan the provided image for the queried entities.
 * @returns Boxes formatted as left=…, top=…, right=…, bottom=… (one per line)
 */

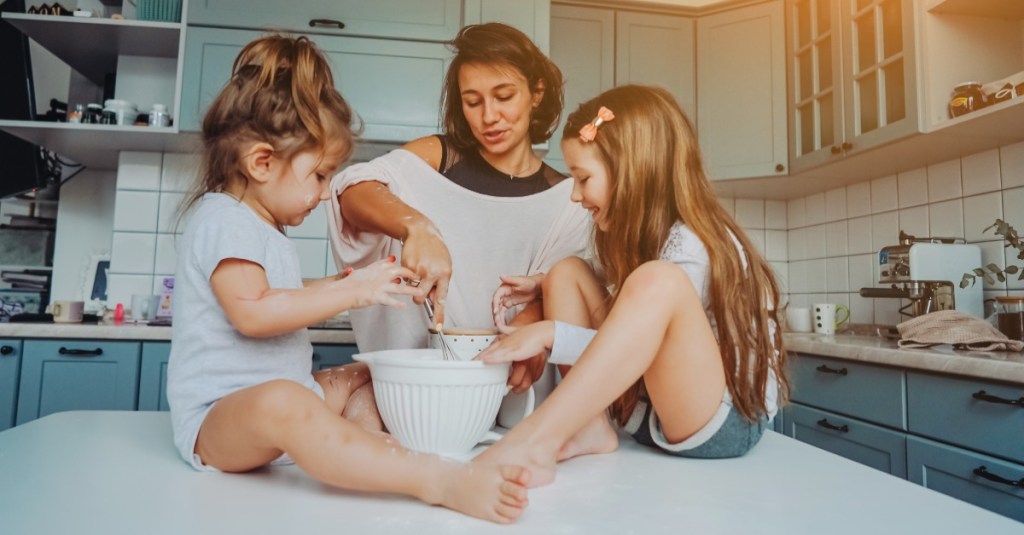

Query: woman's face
left=562, top=137, right=611, bottom=231
left=458, top=62, right=543, bottom=155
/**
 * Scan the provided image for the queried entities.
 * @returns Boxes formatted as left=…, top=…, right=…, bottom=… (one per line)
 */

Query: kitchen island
left=0, top=411, right=1019, bottom=534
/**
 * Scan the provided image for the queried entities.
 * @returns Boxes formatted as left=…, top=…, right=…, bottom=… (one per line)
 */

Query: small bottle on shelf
left=67, top=104, right=84, bottom=123
left=148, top=104, right=170, bottom=127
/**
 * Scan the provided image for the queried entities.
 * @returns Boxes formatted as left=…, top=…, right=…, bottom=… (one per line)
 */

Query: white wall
left=50, top=169, right=116, bottom=300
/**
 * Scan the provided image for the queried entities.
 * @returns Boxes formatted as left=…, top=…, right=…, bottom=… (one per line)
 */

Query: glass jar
left=993, top=296, right=1024, bottom=342
left=948, top=82, right=988, bottom=118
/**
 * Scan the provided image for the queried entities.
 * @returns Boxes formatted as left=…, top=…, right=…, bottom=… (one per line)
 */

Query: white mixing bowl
left=354, top=349, right=511, bottom=455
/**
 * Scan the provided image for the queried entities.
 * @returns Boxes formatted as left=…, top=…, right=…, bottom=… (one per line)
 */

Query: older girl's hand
left=400, top=223, right=452, bottom=323
left=477, top=320, right=555, bottom=365
left=338, top=257, right=423, bottom=309
left=491, top=274, right=544, bottom=333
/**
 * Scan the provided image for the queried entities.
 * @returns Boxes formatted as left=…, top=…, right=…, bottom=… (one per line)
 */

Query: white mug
left=130, top=294, right=160, bottom=322
left=812, top=303, right=850, bottom=335
left=47, top=300, right=84, bottom=323
left=785, top=307, right=812, bottom=333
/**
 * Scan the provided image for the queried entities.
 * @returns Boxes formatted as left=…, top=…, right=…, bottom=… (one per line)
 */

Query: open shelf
left=0, top=121, right=198, bottom=169
left=1, top=13, right=181, bottom=84
left=927, top=0, right=1024, bottom=20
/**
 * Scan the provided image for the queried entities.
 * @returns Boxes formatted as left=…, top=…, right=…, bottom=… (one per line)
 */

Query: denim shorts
left=626, top=395, right=767, bottom=459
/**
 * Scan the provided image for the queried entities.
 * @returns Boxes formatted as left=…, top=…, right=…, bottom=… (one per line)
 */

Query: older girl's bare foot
left=556, top=413, right=618, bottom=461
left=430, top=462, right=531, bottom=524
left=474, top=439, right=557, bottom=488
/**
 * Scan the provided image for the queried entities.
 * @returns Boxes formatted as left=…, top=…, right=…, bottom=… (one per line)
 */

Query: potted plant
left=960, top=219, right=1024, bottom=287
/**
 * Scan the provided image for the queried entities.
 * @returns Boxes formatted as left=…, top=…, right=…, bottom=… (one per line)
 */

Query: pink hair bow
left=578, top=106, right=615, bottom=143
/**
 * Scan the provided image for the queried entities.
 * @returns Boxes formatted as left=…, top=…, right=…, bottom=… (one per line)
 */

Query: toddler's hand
left=491, top=274, right=543, bottom=333
left=339, top=258, right=422, bottom=309
left=476, top=321, right=554, bottom=365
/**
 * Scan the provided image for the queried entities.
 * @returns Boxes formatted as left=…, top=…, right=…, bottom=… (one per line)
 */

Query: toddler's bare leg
left=478, top=260, right=726, bottom=487
left=315, top=363, right=384, bottom=432
left=196, top=380, right=531, bottom=523
left=342, top=383, right=384, bottom=433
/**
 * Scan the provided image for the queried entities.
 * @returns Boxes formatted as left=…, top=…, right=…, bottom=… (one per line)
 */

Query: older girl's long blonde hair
left=563, top=85, right=789, bottom=423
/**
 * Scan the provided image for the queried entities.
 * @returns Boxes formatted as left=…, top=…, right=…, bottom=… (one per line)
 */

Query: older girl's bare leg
left=477, top=260, right=726, bottom=486
left=196, top=380, right=530, bottom=523
left=540, top=257, right=618, bottom=460
left=315, top=362, right=384, bottom=433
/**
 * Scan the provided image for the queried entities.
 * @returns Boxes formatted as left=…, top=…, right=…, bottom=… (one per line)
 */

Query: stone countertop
left=0, top=322, right=357, bottom=345
left=784, top=333, right=1024, bottom=384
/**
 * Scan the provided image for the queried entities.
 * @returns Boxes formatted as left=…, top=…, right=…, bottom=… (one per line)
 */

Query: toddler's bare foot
left=474, top=438, right=557, bottom=488
left=428, top=462, right=530, bottom=524
left=342, top=384, right=384, bottom=433
left=556, top=413, right=618, bottom=461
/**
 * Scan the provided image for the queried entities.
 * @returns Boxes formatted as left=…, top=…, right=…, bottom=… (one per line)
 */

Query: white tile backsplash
left=765, top=230, right=787, bottom=262
left=978, top=241, right=1007, bottom=290
left=153, top=233, right=178, bottom=275
left=788, top=227, right=807, bottom=261
left=1000, top=141, right=1024, bottom=188
left=961, top=149, right=1001, bottom=196
left=825, top=221, right=848, bottom=257
left=735, top=199, right=764, bottom=229
left=927, top=159, right=962, bottom=202
left=805, top=193, right=825, bottom=226
left=871, top=211, right=899, bottom=253
left=963, top=192, right=1003, bottom=242
left=110, top=232, right=156, bottom=274
left=157, top=192, right=185, bottom=234
left=806, top=224, right=826, bottom=259
left=116, top=152, right=162, bottom=190
left=746, top=229, right=766, bottom=257
left=848, top=254, right=874, bottom=292
left=292, top=238, right=328, bottom=280
left=928, top=198, right=964, bottom=239
left=899, top=205, right=929, bottom=238
left=897, top=168, right=928, bottom=208
left=825, top=257, right=849, bottom=292
left=160, top=153, right=200, bottom=192
left=824, top=188, right=847, bottom=222
left=113, top=190, right=159, bottom=232
left=106, top=274, right=154, bottom=308
left=765, top=200, right=787, bottom=230
left=846, top=182, right=871, bottom=218
left=871, top=175, right=898, bottom=213
left=846, top=215, right=873, bottom=255
left=787, top=197, right=806, bottom=228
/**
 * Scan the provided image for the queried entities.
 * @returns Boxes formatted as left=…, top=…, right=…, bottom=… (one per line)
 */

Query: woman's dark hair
left=441, top=23, right=564, bottom=150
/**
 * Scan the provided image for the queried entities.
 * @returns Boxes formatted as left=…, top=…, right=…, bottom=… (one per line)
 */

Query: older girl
left=476, top=85, right=790, bottom=486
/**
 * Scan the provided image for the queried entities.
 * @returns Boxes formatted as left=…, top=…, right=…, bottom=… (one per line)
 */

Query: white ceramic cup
left=785, top=307, right=812, bottom=333
left=130, top=294, right=160, bottom=322
left=47, top=300, right=84, bottom=323
left=812, top=303, right=851, bottom=335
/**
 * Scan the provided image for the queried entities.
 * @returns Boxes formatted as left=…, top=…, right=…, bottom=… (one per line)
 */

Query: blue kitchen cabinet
left=179, top=27, right=450, bottom=140
left=188, top=0, right=462, bottom=42
left=138, top=342, right=171, bottom=412
left=311, top=344, right=358, bottom=372
left=784, top=403, right=907, bottom=477
left=0, top=339, right=22, bottom=431
left=907, top=437, right=1024, bottom=523
left=15, top=340, right=141, bottom=426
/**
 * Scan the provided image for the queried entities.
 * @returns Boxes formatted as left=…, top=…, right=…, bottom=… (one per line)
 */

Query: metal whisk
left=424, top=297, right=458, bottom=361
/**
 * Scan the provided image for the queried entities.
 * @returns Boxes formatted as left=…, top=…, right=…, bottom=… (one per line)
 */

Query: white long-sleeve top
left=327, top=149, right=592, bottom=352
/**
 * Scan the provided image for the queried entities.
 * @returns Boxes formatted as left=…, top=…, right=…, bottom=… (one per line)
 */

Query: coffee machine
left=860, top=231, right=984, bottom=319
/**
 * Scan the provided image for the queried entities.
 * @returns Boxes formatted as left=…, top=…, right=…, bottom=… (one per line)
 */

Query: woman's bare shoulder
left=401, top=136, right=443, bottom=171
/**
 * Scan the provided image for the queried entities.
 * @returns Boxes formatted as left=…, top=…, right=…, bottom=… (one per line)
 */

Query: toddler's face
left=274, top=141, right=347, bottom=227
left=562, top=138, right=611, bottom=231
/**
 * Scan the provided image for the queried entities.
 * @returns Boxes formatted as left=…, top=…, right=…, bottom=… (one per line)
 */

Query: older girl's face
left=458, top=62, right=542, bottom=155
left=562, top=138, right=611, bottom=231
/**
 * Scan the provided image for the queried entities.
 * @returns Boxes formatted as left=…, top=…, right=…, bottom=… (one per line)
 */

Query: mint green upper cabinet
left=615, top=12, right=696, bottom=120
left=179, top=27, right=450, bottom=140
left=697, top=1, right=788, bottom=180
left=15, top=340, right=141, bottom=426
left=464, top=0, right=550, bottom=54
left=546, top=4, right=615, bottom=170
left=138, top=342, right=171, bottom=412
left=187, top=0, right=462, bottom=41
left=0, top=340, right=22, bottom=431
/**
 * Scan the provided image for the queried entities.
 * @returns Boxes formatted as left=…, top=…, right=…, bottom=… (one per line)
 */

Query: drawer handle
left=309, top=18, right=346, bottom=29
left=0, top=345, right=13, bottom=355
left=312, top=352, right=321, bottom=361
left=973, top=466, right=1024, bottom=487
left=971, top=390, right=1024, bottom=407
left=58, top=347, right=104, bottom=357
left=815, top=364, right=848, bottom=376
left=816, top=418, right=849, bottom=433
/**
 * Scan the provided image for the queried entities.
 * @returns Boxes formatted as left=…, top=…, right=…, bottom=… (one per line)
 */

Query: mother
left=328, top=23, right=590, bottom=385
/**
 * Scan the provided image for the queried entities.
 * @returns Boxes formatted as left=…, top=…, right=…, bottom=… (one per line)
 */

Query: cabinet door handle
left=0, top=345, right=13, bottom=355
left=816, top=418, right=849, bottom=433
left=971, top=390, right=1024, bottom=407
left=830, top=145, right=842, bottom=155
left=312, top=352, right=322, bottom=361
left=309, top=18, right=346, bottom=29
left=815, top=364, right=848, bottom=376
left=58, top=347, right=104, bottom=357
left=841, top=142, right=853, bottom=151
left=973, top=466, right=1024, bottom=487
left=775, top=163, right=785, bottom=173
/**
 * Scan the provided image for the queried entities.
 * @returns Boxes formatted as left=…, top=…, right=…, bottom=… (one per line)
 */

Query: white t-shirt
left=327, top=149, right=592, bottom=352
left=167, top=193, right=322, bottom=469
left=549, top=221, right=780, bottom=419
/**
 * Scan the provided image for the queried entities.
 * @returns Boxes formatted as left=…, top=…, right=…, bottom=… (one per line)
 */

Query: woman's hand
left=491, top=274, right=544, bottom=333
left=477, top=320, right=555, bottom=366
left=400, top=222, right=452, bottom=323
left=337, top=257, right=423, bottom=309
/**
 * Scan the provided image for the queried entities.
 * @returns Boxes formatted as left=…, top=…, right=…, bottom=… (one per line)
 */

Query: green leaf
left=986, top=263, right=1001, bottom=272
left=983, top=274, right=995, bottom=285
left=1006, top=265, right=1020, bottom=274
left=974, top=268, right=987, bottom=276
left=959, top=276, right=971, bottom=289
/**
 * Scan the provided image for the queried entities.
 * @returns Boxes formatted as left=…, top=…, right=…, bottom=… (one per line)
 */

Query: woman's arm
left=210, top=258, right=420, bottom=338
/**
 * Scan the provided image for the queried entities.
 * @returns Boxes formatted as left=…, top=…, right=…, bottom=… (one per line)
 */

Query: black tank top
left=437, top=135, right=566, bottom=197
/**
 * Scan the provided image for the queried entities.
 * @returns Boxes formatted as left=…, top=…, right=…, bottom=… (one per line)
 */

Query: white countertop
left=784, top=333, right=1024, bottom=384
left=0, top=411, right=1019, bottom=535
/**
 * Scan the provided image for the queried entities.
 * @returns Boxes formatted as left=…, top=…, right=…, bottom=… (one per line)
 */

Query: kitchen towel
left=896, top=310, right=1024, bottom=351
